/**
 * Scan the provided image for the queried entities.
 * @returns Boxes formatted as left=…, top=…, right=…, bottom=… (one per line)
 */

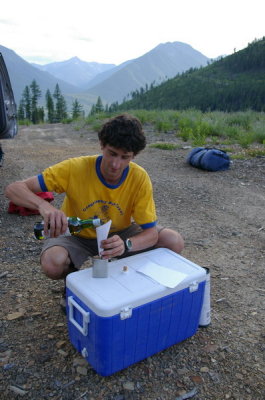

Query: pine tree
left=53, top=84, right=68, bottom=122
left=22, top=86, right=31, bottom=121
left=71, top=99, right=83, bottom=119
left=95, top=96, right=104, bottom=113
left=45, top=89, right=55, bottom=123
left=37, top=107, right=45, bottom=123
left=89, top=104, right=96, bottom=116
left=30, top=80, right=41, bottom=123
left=17, top=99, right=25, bottom=121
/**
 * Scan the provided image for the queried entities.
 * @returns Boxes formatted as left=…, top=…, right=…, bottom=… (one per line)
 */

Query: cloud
left=0, top=18, right=17, bottom=26
left=75, top=36, right=93, bottom=43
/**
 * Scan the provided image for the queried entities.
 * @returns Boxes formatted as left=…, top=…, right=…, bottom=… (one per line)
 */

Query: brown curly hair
left=98, top=114, right=146, bottom=155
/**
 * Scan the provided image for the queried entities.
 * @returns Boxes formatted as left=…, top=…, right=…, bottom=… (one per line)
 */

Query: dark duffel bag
left=186, top=147, right=230, bottom=171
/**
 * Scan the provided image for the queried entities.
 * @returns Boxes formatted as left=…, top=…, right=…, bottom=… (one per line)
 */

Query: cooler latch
left=189, top=281, right=199, bottom=292
left=120, top=306, right=132, bottom=320
left=81, top=347, right=88, bottom=358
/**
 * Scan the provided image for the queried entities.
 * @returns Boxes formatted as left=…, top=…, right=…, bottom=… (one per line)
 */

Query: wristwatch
left=123, top=238, right=132, bottom=254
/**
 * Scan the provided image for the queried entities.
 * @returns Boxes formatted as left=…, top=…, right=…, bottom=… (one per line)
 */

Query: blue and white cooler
left=66, top=248, right=208, bottom=376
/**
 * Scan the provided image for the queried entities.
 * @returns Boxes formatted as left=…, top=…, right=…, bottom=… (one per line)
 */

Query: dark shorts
left=41, top=223, right=164, bottom=268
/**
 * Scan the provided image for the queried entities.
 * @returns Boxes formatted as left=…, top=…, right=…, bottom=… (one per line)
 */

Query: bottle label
left=41, top=227, right=71, bottom=239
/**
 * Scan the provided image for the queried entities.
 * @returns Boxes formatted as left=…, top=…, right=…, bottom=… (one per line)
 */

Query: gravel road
left=0, top=122, right=264, bottom=399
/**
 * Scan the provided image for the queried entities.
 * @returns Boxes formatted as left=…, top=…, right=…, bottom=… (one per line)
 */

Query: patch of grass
left=149, top=142, right=180, bottom=150
left=231, top=148, right=265, bottom=159
left=18, top=119, right=31, bottom=126
left=91, top=122, right=103, bottom=132
left=62, top=118, right=73, bottom=124
left=219, top=147, right=235, bottom=153
left=246, top=148, right=265, bottom=157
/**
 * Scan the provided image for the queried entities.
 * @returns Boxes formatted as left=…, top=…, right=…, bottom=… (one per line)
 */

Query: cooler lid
left=66, top=248, right=206, bottom=317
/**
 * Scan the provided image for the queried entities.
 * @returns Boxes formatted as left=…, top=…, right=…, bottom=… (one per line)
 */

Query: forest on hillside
left=116, top=38, right=265, bottom=112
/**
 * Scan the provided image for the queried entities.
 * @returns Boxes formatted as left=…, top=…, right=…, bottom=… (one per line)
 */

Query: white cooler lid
left=66, top=248, right=206, bottom=317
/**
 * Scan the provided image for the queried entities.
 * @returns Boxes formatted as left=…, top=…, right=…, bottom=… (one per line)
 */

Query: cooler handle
left=68, top=296, right=90, bottom=336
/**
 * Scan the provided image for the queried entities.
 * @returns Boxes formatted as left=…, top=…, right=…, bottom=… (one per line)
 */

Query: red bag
left=8, top=192, right=54, bottom=216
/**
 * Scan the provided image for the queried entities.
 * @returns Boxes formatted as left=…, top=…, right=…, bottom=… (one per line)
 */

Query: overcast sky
left=1, top=0, right=264, bottom=65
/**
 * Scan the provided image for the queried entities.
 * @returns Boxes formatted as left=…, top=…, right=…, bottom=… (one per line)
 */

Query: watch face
left=126, top=238, right=132, bottom=250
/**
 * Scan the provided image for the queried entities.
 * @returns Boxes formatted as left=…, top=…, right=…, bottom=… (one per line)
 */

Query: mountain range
left=0, top=42, right=209, bottom=112
left=32, top=57, right=115, bottom=89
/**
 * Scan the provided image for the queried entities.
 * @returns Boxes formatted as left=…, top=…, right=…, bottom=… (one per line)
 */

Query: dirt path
left=0, top=123, right=265, bottom=399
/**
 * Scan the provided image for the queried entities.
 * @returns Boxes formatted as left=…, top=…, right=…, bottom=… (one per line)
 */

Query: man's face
left=100, top=144, right=134, bottom=184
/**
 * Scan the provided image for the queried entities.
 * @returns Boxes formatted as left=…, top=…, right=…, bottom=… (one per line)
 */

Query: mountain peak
left=68, top=56, right=82, bottom=63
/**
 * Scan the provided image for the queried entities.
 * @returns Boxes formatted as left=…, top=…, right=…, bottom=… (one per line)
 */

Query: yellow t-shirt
left=38, top=155, right=157, bottom=238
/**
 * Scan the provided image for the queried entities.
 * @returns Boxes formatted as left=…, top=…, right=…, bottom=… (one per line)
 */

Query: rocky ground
left=0, top=122, right=264, bottom=400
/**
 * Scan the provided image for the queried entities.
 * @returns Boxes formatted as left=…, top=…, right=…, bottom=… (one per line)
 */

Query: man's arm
left=5, top=176, right=45, bottom=209
left=101, top=226, right=158, bottom=259
left=5, top=177, right=68, bottom=237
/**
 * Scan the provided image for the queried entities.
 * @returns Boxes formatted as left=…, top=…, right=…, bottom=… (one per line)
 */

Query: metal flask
left=92, top=257, right=109, bottom=278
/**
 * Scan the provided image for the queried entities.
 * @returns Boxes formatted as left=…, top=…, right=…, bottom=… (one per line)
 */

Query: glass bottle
left=34, top=217, right=102, bottom=240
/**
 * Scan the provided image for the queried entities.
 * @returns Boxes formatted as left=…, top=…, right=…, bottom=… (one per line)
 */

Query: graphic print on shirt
left=82, top=199, right=124, bottom=230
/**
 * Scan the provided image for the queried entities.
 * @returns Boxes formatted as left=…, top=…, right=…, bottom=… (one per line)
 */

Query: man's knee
left=41, top=246, right=71, bottom=280
left=157, top=228, right=184, bottom=254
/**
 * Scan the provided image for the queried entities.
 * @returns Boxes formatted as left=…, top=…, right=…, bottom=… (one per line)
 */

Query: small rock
left=76, top=366, right=88, bottom=376
left=0, top=349, right=12, bottom=363
left=112, top=395, right=125, bottom=400
left=6, top=311, right=25, bottom=320
left=190, top=375, right=203, bottom=384
left=9, top=385, right=28, bottom=396
left=177, top=367, right=189, bottom=375
left=48, top=334, right=54, bottom=339
left=3, top=363, right=16, bottom=370
left=57, top=349, right=68, bottom=357
left=203, top=343, right=218, bottom=353
left=73, top=357, right=88, bottom=367
left=123, top=381, right=135, bottom=391
left=209, top=371, right=221, bottom=383
left=31, top=312, right=42, bottom=317
left=200, top=366, right=209, bottom=373
left=56, top=340, right=67, bottom=348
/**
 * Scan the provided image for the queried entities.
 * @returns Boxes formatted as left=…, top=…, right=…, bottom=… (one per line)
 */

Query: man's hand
left=38, top=201, right=68, bottom=238
left=100, top=235, right=125, bottom=259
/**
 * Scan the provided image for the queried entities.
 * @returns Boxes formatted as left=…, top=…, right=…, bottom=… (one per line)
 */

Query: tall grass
left=82, top=109, right=265, bottom=148
left=133, top=109, right=265, bottom=147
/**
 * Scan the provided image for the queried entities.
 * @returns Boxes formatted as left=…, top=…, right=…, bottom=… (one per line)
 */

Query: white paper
left=96, top=220, right=112, bottom=256
left=136, top=260, right=187, bottom=288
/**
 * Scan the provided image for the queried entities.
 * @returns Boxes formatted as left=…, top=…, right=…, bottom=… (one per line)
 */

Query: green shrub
left=62, top=118, right=73, bottom=124
left=90, top=123, right=101, bottom=132
left=155, top=119, right=174, bottom=132
left=18, top=119, right=31, bottom=126
left=226, top=112, right=251, bottom=130
left=251, top=124, right=265, bottom=144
